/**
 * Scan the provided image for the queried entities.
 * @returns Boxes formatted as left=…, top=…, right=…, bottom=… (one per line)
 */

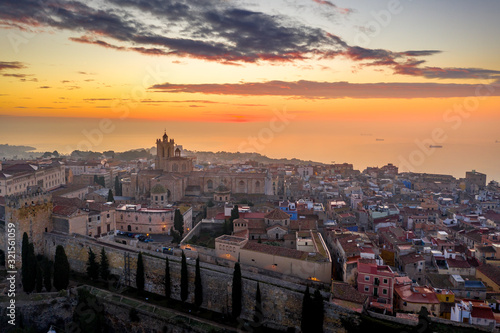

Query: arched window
left=238, top=180, right=245, bottom=192
left=182, top=163, right=187, bottom=171
left=172, top=163, right=179, bottom=172
left=255, top=181, right=260, bottom=189
left=207, top=180, right=213, bottom=190
left=175, top=148, right=181, bottom=157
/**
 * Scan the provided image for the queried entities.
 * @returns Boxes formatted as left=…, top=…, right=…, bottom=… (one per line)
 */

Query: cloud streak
left=0, top=0, right=498, bottom=82
left=150, top=80, right=500, bottom=99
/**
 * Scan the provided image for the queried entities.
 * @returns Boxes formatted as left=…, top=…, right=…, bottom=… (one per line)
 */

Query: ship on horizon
left=429, top=145, right=443, bottom=148
left=375, top=138, right=384, bottom=141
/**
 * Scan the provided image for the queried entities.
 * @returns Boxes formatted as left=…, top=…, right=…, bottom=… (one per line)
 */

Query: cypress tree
left=174, top=209, right=184, bottom=238
left=23, top=243, right=36, bottom=293
left=136, top=252, right=145, bottom=294
left=100, top=248, right=110, bottom=281
left=194, top=257, right=202, bottom=308
left=43, top=258, right=52, bottom=292
left=86, top=248, right=100, bottom=281
left=114, top=176, right=122, bottom=196
left=21, top=232, right=29, bottom=289
left=107, top=189, right=114, bottom=202
left=180, top=251, right=188, bottom=302
left=231, top=262, right=242, bottom=318
left=253, top=282, right=263, bottom=325
left=230, top=205, right=239, bottom=223
left=312, top=289, right=324, bottom=333
left=301, top=286, right=312, bottom=332
left=164, top=257, right=171, bottom=300
left=35, top=260, right=43, bottom=293
left=53, top=245, right=70, bottom=291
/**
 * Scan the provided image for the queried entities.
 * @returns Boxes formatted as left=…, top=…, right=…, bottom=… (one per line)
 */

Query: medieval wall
left=42, top=232, right=354, bottom=332
left=2, top=191, right=53, bottom=267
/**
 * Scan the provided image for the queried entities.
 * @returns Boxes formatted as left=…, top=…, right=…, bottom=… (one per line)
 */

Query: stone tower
left=1, top=187, right=53, bottom=268
left=154, top=131, right=192, bottom=173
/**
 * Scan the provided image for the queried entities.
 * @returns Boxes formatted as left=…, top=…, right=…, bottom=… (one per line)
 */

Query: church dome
left=214, top=183, right=230, bottom=193
left=151, top=184, right=167, bottom=194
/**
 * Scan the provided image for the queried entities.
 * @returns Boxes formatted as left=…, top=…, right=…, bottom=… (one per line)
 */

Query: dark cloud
left=150, top=80, right=500, bottom=99
left=0, top=0, right=498, bottom=82
left=38, top=86, right=51, bottom=89
left=0, top=61, right=25, bottom=71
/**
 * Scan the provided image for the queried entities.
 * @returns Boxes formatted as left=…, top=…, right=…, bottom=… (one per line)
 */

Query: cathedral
left=122, top=131, right=268, bottom=203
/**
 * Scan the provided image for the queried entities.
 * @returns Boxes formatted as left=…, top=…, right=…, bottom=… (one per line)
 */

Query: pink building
left=357, top=258, right=397, bottom=313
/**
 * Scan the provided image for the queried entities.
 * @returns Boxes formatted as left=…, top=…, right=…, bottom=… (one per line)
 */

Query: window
left=365, top=276, right=370, bottom=281
left=364, top=286, right=369, bottom=292
left=383, top=289, right=387, bottom=295
left=107, top=214, right=110, bottom=218
left=383, top=279, right=388, bottom=284
left=136, top=227, right=138, bottom=230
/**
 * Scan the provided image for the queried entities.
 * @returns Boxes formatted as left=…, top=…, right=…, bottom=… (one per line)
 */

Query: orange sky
left=1, top=0, right=499, bottom=179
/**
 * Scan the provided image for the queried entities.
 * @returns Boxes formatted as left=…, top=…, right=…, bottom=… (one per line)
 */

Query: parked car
left=162, top=247, right=173, bottom=254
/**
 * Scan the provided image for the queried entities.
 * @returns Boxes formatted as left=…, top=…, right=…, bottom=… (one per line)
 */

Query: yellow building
left=476, top=264, right=500, bottom=292
left=435, top=288, right=455, bottom=319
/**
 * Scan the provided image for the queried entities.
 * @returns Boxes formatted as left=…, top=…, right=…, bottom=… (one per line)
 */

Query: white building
left=0, top=160, right=65, bottom=196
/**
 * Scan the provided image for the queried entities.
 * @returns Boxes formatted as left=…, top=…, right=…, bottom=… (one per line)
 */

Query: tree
left=23, top=243, right=36, bottom=293
left=232, top=262, right=242, bottom=318
left=100, top=248, right=110, bottom=281
left=301, top=286, right=312, bottom=332
left=180, top=251, right=188, bottom=302
left=136, top=252, right=145, bottom=294
left=35, top=260, right=43, bottom=293
left=312, top=289, right=324, bottom=333
left=114, top=176, right=122, bottom=196
left=107, top=189, right=114, bottom=203
left=53, top=245, right=70, bottom=291
left=230, top=205, right=239, bottom=223
left=22, top=232, right=29, bottom=265
left=72, top=288, right=105, bottom=332
left=164, top=257, right=171, bottom=300
left=43, top=258, right=52, bottom=292
left=194, top=257, right=203, bottom=308
left=253, top=282, right=263, bottom=325
left=21, top=233, right=30, bottom=291
left=86, top=248, right=100, bottom=281
left=174, top=209, right=184, bottom=238
left=170, top=227, right=182, bottom=243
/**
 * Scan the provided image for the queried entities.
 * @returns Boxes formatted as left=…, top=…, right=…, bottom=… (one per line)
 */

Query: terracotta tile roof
left=239, top=212, right=266, bottom=219
left=331, top=282, right=367, bottom=304
left=477, top=264, right=500, bottom=286
left=53, top=205, right=81, bottom=217
left=471, top=306, right=495, bottom=320
left=266, top=225, right=288, bottom=232
left=242, top=241, right=306, bottom=260
left=446, top=258, right=471, bottom=269
left=399, top=253, right=425, bottom=266
left=394, top=285, right=440, bottom=304
left=264, top=208, right=291, bottom=220
left=290, top=219, right=317, bottom=231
